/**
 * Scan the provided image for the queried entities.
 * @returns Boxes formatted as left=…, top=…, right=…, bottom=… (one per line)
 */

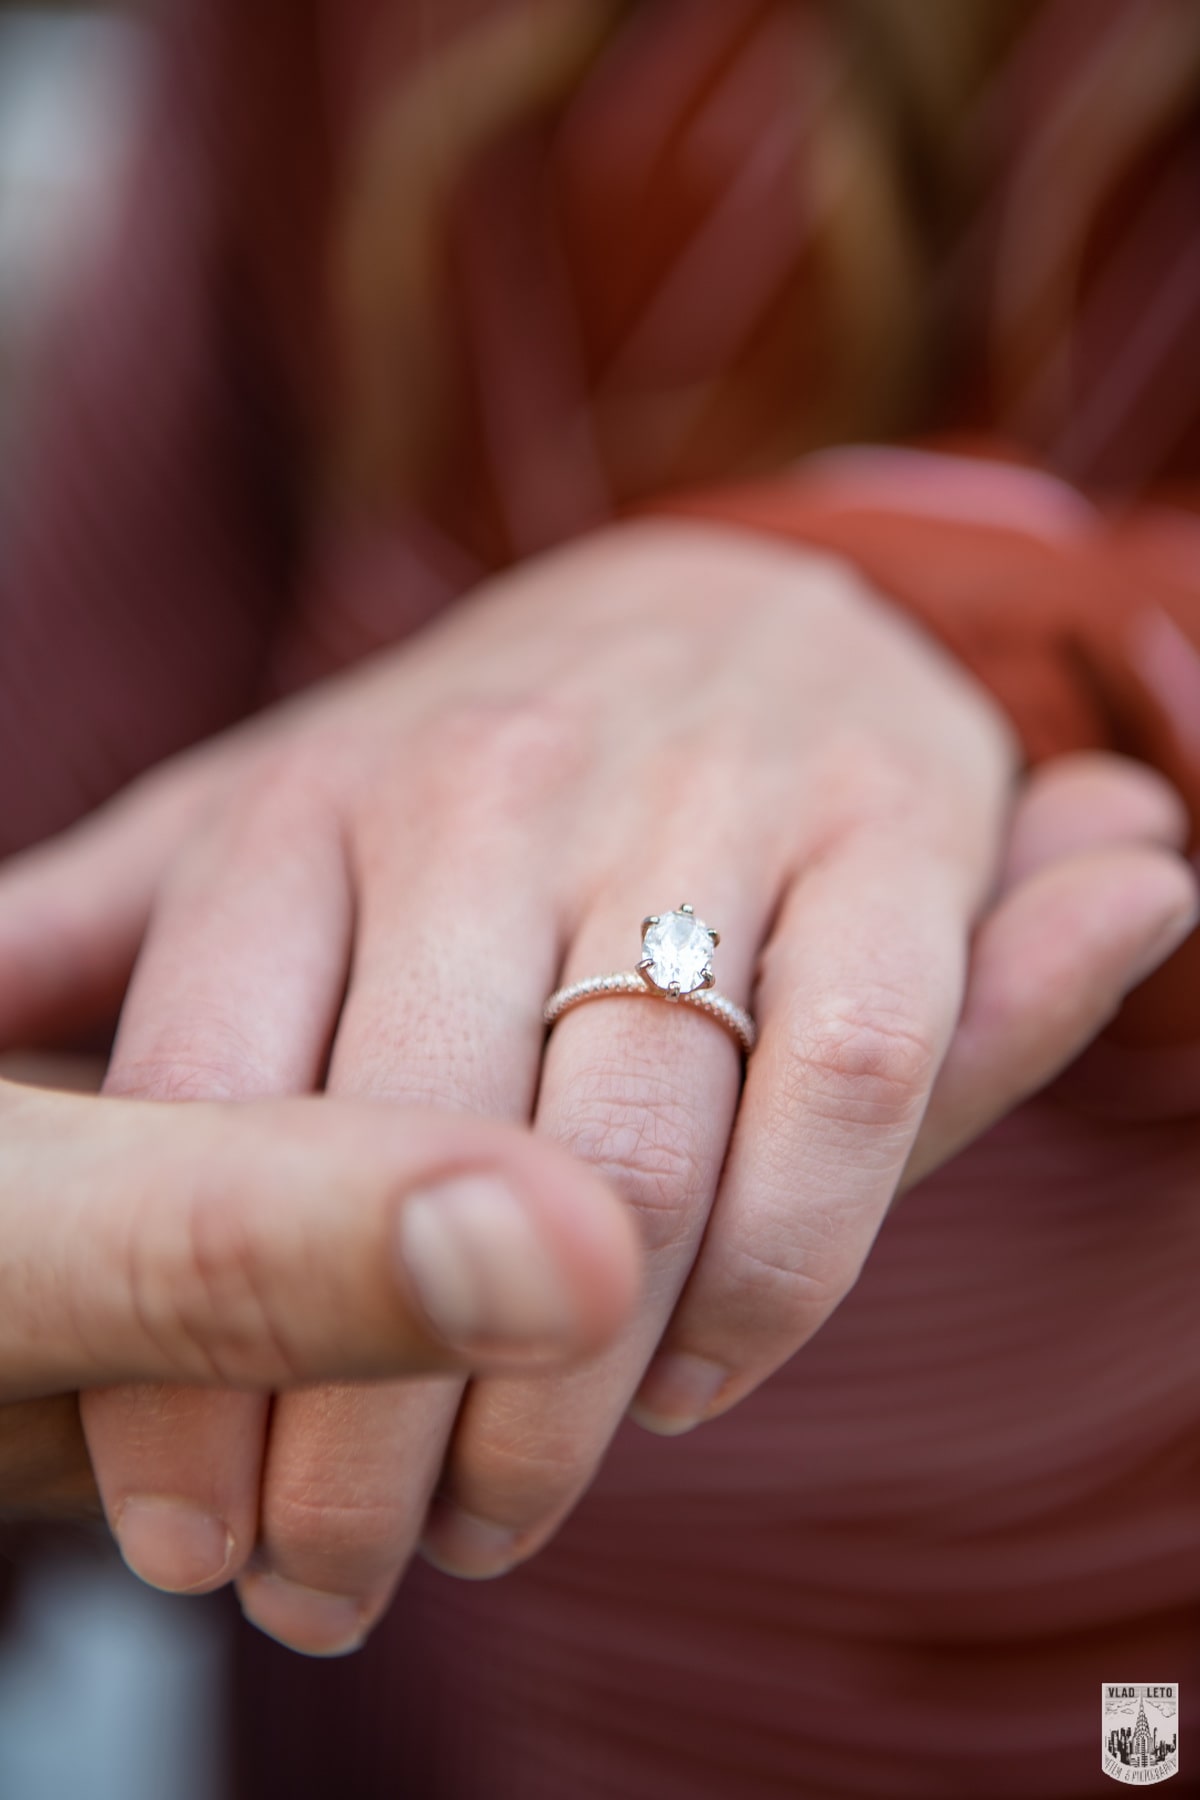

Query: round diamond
left=641, top=909, right=714, bottom=995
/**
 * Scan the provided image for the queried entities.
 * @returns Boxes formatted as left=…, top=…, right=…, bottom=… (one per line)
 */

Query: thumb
left=0, top=1083, right=642, bottom=1399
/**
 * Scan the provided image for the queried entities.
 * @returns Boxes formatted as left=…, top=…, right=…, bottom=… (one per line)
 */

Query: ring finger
left=418, top=843, right=770, bottom=1577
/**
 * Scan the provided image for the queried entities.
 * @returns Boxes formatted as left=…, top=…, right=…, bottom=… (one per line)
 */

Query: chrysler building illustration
left=1130, top=1699, right=1155, bottom=1768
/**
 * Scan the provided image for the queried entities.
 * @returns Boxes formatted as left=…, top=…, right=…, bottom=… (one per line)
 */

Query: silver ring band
left=543, top=970, right=756, bottom=1054
left=542, top=904, right=757, bottom=1054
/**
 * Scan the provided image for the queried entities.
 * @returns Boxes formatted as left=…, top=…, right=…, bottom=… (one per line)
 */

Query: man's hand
left=0, top=1080, right=639, bottom=1532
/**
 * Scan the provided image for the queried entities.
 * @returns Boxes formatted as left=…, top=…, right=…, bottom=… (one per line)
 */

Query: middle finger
left=236, top=769, right=568, bottom=1652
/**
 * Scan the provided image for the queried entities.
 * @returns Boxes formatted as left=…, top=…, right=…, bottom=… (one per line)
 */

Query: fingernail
left=628, top=1352, right=728, bottom=1435
left=1126, top=895, right=1200, bottom=990
left=237, top=1572, right=366, bottom=1657
left=397, top=1175, right=576, bottom=1352
left=418, top=1503, right=520, bottom=1580
left=114, top=1497, right=234, bottom=1594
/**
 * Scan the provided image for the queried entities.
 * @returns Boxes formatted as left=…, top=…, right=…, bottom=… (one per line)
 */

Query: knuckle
left=422, top=696, right=589, bottom=826
left=125, top=1188, right=301, bottom=1388
left=106, top=1020, right=274, bottom=1102
left=455, top=1421, right=588, bottom=1527
left=818, top=727, right=929, bottom=835
left=196, top=745, right=330, bottom=866
left=551, top=1058, right=707, bottom=1256
left=263, top=1485, right=407, bottom=1584
left=235, top=742, right=330, bottom=825
left=785, top=997, right=937, bottom=1131
left=723, top=1208, right=869, bottom=1342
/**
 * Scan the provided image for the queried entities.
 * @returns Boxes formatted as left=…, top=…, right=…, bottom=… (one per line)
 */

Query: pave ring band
left=543, top=904, right=757, bottom=1055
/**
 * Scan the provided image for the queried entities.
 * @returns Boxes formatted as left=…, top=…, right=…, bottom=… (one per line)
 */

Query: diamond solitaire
left=638, top=904, right=719, bottom=999
left=542, top=902, right=755, bottom=1053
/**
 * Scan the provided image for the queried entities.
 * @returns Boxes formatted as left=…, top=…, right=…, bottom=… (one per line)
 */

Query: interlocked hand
left=1, top=522, right=1193, bottom=1654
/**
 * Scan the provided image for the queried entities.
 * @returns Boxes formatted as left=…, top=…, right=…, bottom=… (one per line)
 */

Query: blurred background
left=1, top=8, right=227, bottom=1797
left=0, top=4, right=145, bottom=457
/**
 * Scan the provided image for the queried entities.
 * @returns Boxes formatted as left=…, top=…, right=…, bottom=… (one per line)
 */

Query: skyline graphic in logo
left=1103, top=1684, right=1179, bottom=1785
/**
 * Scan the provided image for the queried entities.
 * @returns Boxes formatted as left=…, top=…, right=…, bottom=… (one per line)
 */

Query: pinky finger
left=996, top=750, right=1190, bottom=892
left=901, top=841, right=1198, bottom=1191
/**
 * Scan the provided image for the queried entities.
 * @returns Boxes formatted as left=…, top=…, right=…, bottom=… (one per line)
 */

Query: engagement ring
left=543, top=904, right=756, bottom=1054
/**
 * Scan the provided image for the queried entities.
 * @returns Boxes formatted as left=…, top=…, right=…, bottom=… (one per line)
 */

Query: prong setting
left=543, top=904, right=754, bottom=1052
left=639, top=905, right=720, bottom=999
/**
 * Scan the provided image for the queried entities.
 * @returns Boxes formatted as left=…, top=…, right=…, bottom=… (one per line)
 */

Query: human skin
left=0, top=1080, right=642, bottom=1516
left=0, top=522, right=1194, bottom=1656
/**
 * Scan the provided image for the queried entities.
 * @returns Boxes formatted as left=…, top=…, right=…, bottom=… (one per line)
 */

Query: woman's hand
left=0, top=522, right=1193, bottom=1654
left=0, top=1077, right=640, bottom=1520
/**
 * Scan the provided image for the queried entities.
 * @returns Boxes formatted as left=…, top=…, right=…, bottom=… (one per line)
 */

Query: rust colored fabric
left=7, top=0, right=1200, bottom=861
left=660, top=449, right=1200, bottom=1087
